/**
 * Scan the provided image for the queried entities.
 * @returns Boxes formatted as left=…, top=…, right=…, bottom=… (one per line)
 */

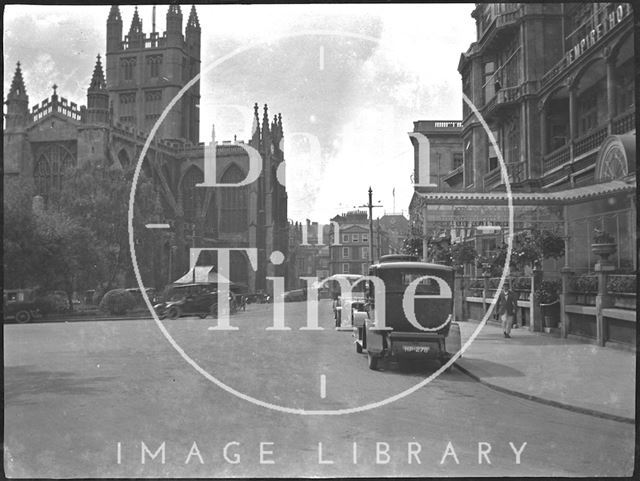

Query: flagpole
left=392, top=188, right=395, bottom=214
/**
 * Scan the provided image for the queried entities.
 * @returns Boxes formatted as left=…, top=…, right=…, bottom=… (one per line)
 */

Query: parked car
left=282, top=289, right=306, bottom=303
left=3, top=289, right=39, bottom=323
left=125, top=287, right=158, bottom=305
left=245, top=292, right=270, bottom=304
left=154, top=283, right=237, bottom=320
left=333, top=277, right=367, bottom=329
left=353, top=258, right=461, bottom=371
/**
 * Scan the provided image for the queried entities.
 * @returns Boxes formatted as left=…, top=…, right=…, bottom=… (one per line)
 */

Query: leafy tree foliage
left=4, top=162, right=166, bottom=302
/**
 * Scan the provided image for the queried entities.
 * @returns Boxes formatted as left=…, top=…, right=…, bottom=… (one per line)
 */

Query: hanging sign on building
left=565, top=4, right=631, bottom=66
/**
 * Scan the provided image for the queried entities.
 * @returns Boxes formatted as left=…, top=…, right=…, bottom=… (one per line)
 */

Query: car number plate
left=403, top=345, right=430, bottom=353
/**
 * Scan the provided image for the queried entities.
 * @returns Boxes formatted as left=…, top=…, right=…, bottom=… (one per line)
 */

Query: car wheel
left=15, top=310, right=32, bottom=324
left=367, top=352, right=379, bottom=370
left=167, top=307, right=180, bottom=320
left=210, top=303, right=218, bottom=318
left=199, top=313, right=208, bottom=319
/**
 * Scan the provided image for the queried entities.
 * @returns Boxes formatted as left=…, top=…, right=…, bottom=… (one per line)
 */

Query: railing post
left=455, top=273, right=465, bottom=322
left=482, top=266, right=491, bottom=316
left=531, top=267, right=543, bottom=332
left=560, top=267, right=573, bottom=338
left=595, top=261, right=614, bottom=347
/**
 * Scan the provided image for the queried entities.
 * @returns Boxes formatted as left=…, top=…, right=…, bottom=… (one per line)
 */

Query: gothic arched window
left=220, top=164, right=248, bottom=233
left=181, top=167, right=204, bottom=221
left=33, top=144, right=75, bottom=205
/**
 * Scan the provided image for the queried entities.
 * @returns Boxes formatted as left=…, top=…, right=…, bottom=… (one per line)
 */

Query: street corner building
left=408, top=3, right=635, bottom=348
left=3, top=5, right=289, bottom=293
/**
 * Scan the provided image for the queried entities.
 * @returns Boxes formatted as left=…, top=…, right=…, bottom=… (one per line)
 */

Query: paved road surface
left=4, top=300, right=635, bottom=477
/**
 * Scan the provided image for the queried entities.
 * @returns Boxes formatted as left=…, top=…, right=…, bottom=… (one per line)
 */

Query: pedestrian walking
left=497, top=285, right=517, bottom=338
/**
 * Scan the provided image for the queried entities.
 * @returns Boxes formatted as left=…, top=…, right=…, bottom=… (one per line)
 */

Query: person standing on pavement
left=497, top=285, right=517, bottom=338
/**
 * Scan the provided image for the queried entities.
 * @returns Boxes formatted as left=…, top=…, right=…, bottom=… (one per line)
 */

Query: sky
left=4, top=4, right=476, bottom=223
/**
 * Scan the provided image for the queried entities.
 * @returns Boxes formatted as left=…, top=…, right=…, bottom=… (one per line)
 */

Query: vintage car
left=154, top=283, right=237, bottom=320
left=3, top=289, right=39, bottom=323
left=325, top=274, right=363, bottom=329
left=333, top=277, right=367, bottom=330
left=352, top=255, right=461, bottom=370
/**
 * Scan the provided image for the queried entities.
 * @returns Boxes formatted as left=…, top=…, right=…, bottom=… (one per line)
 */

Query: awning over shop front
left=412, top=178, right=635, bottom=207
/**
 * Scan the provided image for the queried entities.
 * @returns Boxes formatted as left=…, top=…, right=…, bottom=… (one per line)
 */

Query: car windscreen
left=380, top=269, right=452, bottom=295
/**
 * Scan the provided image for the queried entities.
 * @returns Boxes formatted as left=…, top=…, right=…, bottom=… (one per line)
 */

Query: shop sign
left=566, top=4, right=630, bottom=66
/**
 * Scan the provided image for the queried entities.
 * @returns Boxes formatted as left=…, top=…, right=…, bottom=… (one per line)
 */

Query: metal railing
left=573, top=125, right=608, bottom=157
left=484, top=161, right=526, bottom=188
left=543, top=144, right=570, bottom=172
left=612, top=110, right=635, bottom=134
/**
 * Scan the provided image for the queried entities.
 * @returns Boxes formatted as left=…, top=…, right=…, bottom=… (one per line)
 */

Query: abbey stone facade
left=3, top=5, right=289, bottom=292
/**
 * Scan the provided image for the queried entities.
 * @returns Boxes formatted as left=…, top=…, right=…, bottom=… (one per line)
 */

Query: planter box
left=574, top=293, right=597, bottom=305
left=613, top=295, right=636, bottom=310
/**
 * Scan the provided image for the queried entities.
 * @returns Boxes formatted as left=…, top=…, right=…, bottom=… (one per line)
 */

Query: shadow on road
left=4, top=365, right=115, bottom=405
left=456, top=357, right=526, bottom=378
left=368, top=358, right=475, bottom=382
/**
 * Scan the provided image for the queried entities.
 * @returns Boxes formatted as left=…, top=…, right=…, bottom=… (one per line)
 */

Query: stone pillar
left=531, top=268, right=543, bottom=332
left=422, top=205, right=429, bottom=262
left=482, top=266, right=491, bottom=315
left=560, top=267, right=573, bottom=338
left=594, top=261, right=614, bottom=347
left=454, top=272, right=464, bottom=322
left=568, top=85, right=577, bottom=140
left=606, top=54, right=616, bottom=133
left=460, top=274, right=469, bottom=323
left=539, top=102, right=547, bottom=157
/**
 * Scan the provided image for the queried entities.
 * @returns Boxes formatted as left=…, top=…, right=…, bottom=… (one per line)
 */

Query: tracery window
left=146, top=55, right=163, bottom=79
left=219, top=164, right=248, bottom=233
left=181, top=167, right=204, bottom=221
left=34, top=144, right=75, bottom=205
left=121, top=57, right=136, bottom=81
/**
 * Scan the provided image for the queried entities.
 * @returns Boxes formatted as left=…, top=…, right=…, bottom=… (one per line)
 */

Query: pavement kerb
left=453, top=362, right=635, bottom=425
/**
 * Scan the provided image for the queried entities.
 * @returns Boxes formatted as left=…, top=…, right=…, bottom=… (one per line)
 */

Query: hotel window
left=488, top=130, right=499, bottom=172
left=362, top=246, right=369, bottom=260
left=342, top=234, right=350, bottom=243
left=352, top=234, right=359, bottom=243
left=453, top=153, right=463, bottom=170
left=342, top=247, right=350, bottom=259
left=464, top=137, right=474, bottom=187
left=342, top=263, right=350, bottom=274
left=362, top=233, right=368, bottom=243
left=483, top=61, right=496, bottom=104
left=578, top=87, right=599, bottom=135
left=362, top=263, right=368, bottom=274
left=616, top=59, right=635, bottom=115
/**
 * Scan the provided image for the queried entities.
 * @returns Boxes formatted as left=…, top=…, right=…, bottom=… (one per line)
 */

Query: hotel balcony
left=443, top=164, right=463, bottom=188
left=476, top=4, right=522, bottom=53
left=483, top=161, right=526, bottom=190
left=542, top=111, right=635, bottom=180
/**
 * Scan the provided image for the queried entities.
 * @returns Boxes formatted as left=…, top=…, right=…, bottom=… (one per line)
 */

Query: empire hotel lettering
left=566, top=4, right=630, bottom=65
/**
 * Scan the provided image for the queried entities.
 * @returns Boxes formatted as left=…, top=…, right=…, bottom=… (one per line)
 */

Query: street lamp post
left=190, top=222, right=197, bottom=284
left=359, top=187, right=383, bottom=264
